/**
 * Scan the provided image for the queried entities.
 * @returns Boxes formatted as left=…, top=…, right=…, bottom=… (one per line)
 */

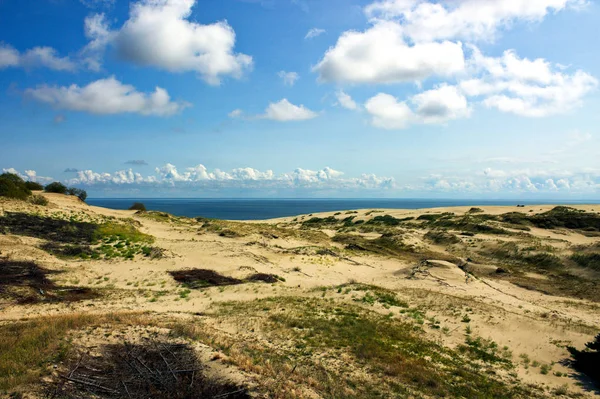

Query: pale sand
left=1, top=193, right=599, bottom=397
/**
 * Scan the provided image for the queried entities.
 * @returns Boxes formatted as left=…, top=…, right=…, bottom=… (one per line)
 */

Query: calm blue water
left=85, top=198, right=596, bottom=221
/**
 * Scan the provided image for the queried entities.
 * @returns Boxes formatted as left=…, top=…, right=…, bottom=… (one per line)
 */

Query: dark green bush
left=44, top=182, right=68, bottom=194
left=24, top=181, right=44, bottom=191
left=0, top=173, right=31, bottom=200
left=567, top=334, right=600, bottom=388
left=129, top=202, right=147, bottom=211
left=66, top=187, right=87, bottom=202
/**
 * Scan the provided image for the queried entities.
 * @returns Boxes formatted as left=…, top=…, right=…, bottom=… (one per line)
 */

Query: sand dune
left=1, top=194, right=599, bottom=398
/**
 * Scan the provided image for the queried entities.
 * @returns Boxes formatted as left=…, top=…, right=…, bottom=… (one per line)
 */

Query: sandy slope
left=1, top=194, right=599, bottom=397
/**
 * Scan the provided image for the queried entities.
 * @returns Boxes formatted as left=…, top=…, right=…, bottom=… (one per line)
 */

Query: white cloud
left=2, top=168, right=53, bottom=183
left=84, top=0, right=252, bottom=85
left=228, top=109, right=244, bottom=118
left=0, top=44, right=20, bottom=68
left=335, top=90, right=358, bottom=110
left=26, top=77, right=189, bottom=116
left=364, top=85, right=471, bottom=129
left=262, top=99, right=318, bottom=121
left=305, top=28, right=326, bottom=39
left=65, top=163, right=394, bottom=190
left=411, top=84, right=471, bottom=124
left=313, top=21, right=465, bottom=84
left=81, top=13, right=113, bottom=71
left=0, top=43, right=76, bottom=71
left=278, top=71, right=299, bottom=86
left=463, top=48, right=598, bottom=117
left=365, top=93, right=413, bottom=129
left=365, top=0, right=587, bottom=42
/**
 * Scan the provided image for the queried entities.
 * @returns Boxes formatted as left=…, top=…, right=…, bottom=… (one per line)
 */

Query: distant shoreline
left=86, top=198, right=600, bottom=221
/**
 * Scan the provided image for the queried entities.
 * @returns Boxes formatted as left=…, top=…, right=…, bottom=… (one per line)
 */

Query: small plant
left=28, top=194, right=48, bottom=206
left=461, top=314, right=471, bottom=323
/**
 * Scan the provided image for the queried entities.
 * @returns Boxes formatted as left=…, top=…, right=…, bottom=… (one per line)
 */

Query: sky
left=1, top=0, right=599, bottom=199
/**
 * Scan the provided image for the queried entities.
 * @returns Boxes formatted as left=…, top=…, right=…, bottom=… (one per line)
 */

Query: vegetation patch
left=570, top=252, right=600, bottom=272
left=365, top=215, right=412, bottom=226
left=0, top=173, right=32, bottom=200
left=206, top=297, right=538, bottom=399
left=0, top=212, right=155, bottom=260
left=424, top=230, right=461, bottom=245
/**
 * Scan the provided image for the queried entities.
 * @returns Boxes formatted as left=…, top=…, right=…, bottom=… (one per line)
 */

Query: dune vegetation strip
left=172, top=297, right=543, bottom=399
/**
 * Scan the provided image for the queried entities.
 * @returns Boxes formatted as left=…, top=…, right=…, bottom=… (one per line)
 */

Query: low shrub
left=0, top=173, right=31, bottom=200
left=44, top=182, right=68, bottom=194
left=66, top=187, right=87, bottom=202
left=567, top=334, right=600, bottom=388
left=129, top=202, right=147, bottom=211
left=24, top=181, right=44, bottom=191
left=28, top=194, right=49, bottom=206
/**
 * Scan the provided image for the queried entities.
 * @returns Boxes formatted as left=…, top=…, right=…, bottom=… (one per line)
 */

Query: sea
left=85, top=198, right=596, bottom=221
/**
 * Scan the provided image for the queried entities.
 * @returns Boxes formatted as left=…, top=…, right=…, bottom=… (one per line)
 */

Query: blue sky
left=1, top=0, right=599, bottom=198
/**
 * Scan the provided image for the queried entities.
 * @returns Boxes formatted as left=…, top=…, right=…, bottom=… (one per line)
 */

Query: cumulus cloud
left=314, top=0, right=595, bottom=123
left=335, top=90, right=358, bottom=110
left=125, top=160, right=149, bottom=166
left=84, top=0, right=252, bottom=84
left=305, top=28, right=326, bottom=39
left=3, top=168, right=53, bottom=183
left=365, top=85, right=471, bottom=129
left=461, top=48, right=598, bottom=117
left=422, top=167, right=600, bottom=194
left=364, top=0, right=587, bottom=42
left=25, top=77, right=190, bottom=116
left=64, top=163, right=395, bottom=191
left=313, top=21, right=465, bottom=84
left=411, top=84, right=471, bottom=123
left=278, top=71, right=299, bottom=86
left=365, top=93, right=413, bottom=130
left=261, top=99, right=318, bottom=121
left=0, top=43, right=76, bottom=71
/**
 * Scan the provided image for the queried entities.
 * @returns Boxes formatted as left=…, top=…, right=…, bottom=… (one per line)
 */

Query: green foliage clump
left=129, top=202, right=147, bottom=211
left=302, top=216, right=339, bottom=226
left=366, top=215, right=413, bottom=226
left=44, top=182, right=68, bottom=194
left=24, top=181, right=44, bottom=191
left=0, top=173, right=31, bottom=200
left=424, top=230, right=461, bottom=245
left=567, top=334, right=600, bottom=387
left=529, top=206, right=600, bottom=231
left=66, top=187, right=87, bottom=202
